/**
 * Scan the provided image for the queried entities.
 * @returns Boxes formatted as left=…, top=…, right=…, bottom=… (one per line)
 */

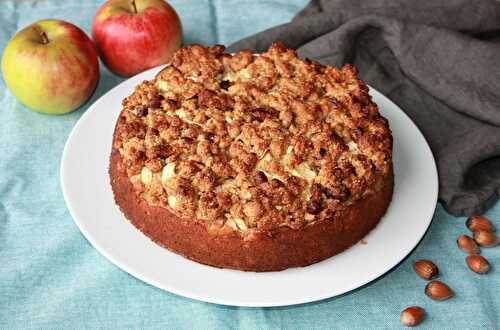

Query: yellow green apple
left=1, top=19, right=99, bottom=115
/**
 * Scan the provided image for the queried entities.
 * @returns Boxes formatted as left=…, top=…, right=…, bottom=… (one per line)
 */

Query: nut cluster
left=460, top=215, right=497, bottom=274
left=401, top=259, right=453, bottom=327
left=401, top=214, right=497, bottom=327
left=411, top=260, right=453, bottom=301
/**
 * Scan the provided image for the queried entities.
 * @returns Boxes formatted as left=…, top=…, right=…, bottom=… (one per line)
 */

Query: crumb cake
left=110, top=42, right=393, bottom=271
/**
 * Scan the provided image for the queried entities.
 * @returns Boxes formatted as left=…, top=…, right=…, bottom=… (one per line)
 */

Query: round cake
left=110, top=43, right=393, bottom=272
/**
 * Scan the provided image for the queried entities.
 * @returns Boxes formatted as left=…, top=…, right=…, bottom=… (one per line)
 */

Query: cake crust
left=109, top=43, right=393, bottom=271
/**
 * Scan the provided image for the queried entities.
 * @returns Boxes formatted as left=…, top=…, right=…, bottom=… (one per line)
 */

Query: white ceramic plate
left=61, top=65, right=438, bottom=307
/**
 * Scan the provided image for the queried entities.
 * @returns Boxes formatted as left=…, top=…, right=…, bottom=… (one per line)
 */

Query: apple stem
left=39, top=30, right=49, bottom=44
left=131, top=0, right=138, bottom=14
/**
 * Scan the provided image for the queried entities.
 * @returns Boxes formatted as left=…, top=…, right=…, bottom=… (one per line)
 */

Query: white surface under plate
left=61, top=65, right=438, bottom=307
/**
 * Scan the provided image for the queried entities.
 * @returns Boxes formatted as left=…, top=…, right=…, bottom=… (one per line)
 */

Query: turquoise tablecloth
left=1, top=1, right=498, bottom=328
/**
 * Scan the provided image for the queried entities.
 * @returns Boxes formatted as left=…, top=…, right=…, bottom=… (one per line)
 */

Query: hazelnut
left=466, top=255, right=490, bottom=274
left=250, top=107, right=272, bottom=122
left=254, top=171, right=268, bottom=184
left=425, top=280, right=454, bottom=301
left=306, top=200, right=322, bottom=214
left=412, top=260, right=438, bottom=280
left=271, top=178, right=284, bottom=188
left=474, top=230, right=499, bottom=247
left=466, top=215, right=495, bottom=233
left=220, top=80, right=231, bottom=90
left=400, top=306, right=425, bottom=327
left=149, top=95, right=163, bottom=109
left=181, top=137, right=194, bottom=145
left=456, top=235, right=480, bottom=254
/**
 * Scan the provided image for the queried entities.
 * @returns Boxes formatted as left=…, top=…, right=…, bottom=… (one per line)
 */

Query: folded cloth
left=228, top=0, right=500, bottom=216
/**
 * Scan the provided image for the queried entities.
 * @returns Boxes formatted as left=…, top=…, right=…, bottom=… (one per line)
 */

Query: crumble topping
left=113, top=43, right=392, bottom=237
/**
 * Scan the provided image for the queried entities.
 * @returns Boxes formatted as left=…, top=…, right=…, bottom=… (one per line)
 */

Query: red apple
left=92, top=0, right=182, bottom=77
left=1, top=19, right=99, bottom=114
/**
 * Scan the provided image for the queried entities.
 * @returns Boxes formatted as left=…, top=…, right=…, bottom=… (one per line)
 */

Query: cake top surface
left=114, top=42, right=392, bottom=238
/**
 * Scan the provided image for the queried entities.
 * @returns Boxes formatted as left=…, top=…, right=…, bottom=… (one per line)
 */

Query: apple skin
left=1, top=19, right=99, bottom=115
left=92, top=0, right=182, bottom=77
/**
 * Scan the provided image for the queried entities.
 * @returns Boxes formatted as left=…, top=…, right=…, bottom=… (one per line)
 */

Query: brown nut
left=456, top=235, right=480, bottom=254
left=220, top=80, right=231, bottom=90
left=400, top=306, right=425, bottom=327
left=412, top=259, right=439, bottom=280
left=425, top=280, right=454, bottom=301
left=466, top=255, right=490, bottom=274
left=254, top=171, right=268, bottom=184
left=466, top=215, right=495, bottom=233
left=149, top=95, right=163, bottom=109
left=474, top=230, right=499, bottom=248
left=306, top=200, right=322, bottom=214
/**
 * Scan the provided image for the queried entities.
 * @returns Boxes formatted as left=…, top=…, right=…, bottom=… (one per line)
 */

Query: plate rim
left=60, top=64, right=439, bottom=307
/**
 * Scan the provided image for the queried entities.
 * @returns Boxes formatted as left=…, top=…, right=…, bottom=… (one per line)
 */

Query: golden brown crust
left=110, top=148, right=393, bottom=271
left=112, top=43, right=392, bottom=237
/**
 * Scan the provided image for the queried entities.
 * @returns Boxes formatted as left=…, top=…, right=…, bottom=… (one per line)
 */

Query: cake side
left=110, top=146, right=393, bottom=271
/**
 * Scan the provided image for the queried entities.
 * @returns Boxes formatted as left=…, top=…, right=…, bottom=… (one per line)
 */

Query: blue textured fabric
left=0, top=1, right=498, bottom=328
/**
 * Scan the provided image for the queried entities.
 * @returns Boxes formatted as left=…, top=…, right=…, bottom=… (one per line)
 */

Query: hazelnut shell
left=456, top=235, right=480, bottom=254
left=412, top=259, right=439, bottom=280
left=400, top=306, right=425, bottom=327
left=474, top=230, right=499, bottom=248
left=425, top=280, right=454, bottom=301
left=466, top=255, right=490, bottom=274
left=466, top=216, right=495, bottom=233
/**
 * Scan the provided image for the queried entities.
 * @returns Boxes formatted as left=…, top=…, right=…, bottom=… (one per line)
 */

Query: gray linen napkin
left=228, top=0, right=500, bottom=216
